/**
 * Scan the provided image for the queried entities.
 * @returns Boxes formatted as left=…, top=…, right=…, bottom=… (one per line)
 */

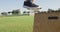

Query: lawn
left=0, top=16, right=34, bottom=32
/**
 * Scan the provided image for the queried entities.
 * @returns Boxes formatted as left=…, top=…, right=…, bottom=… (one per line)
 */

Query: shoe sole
left=23, top=5, right=42, bottom=10
left=23, top=5, right=42, bottom=13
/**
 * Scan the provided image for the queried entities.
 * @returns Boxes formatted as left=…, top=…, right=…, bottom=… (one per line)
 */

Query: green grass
left=0, top=16, right=34, bottom=32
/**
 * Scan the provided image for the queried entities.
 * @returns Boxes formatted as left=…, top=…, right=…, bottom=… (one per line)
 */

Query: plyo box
left=33, top=12, right=60, bottom=32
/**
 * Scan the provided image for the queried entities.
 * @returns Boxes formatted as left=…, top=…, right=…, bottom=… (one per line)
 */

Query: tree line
left=1, top=9, right=20, bottom=16
left=1, top=9, right=31, bottom=16
left=1, top=8, right=60, bottom=16
left=48, top=8, right=60, bottom=12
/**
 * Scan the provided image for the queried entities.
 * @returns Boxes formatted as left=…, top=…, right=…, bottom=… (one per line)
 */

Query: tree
left=8, top=12, right=11, bottom=14
left=12, top=9, right=20, bottom=15
left=54, top=8, right=60, bottom=12
left=27, top=11, right=30, bottom=16
left=1, top=12, right=7, bottom=16
left=23, top=11, right=26, bottom=14
left=48, top=8, right=55, bottom=12
left=57, top=8, right=60, bottom=12
left=23, top=11, right=28, bottom=15
left=23, top=11, right=30, bottom=16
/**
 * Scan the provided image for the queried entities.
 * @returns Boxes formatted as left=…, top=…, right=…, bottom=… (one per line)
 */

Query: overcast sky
left=0, top=0, right=60, bottom=12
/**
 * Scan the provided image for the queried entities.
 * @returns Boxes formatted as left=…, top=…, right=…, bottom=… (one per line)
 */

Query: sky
left=0, top=0, right=60, bottom=13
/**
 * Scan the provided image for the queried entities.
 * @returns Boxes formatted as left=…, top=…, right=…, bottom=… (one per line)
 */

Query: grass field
left=0, top=16, right=34, bottom=32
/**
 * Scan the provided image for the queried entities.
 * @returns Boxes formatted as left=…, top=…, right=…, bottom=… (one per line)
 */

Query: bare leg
left=25, top=0, right=35, bottom=3
left=32, top=0, right=34, bottom=2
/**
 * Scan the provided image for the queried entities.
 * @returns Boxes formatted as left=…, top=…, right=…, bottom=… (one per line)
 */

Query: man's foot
left=23, top=1, right=42, bottom=13
left=23, top=1, right=41, bottom=9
